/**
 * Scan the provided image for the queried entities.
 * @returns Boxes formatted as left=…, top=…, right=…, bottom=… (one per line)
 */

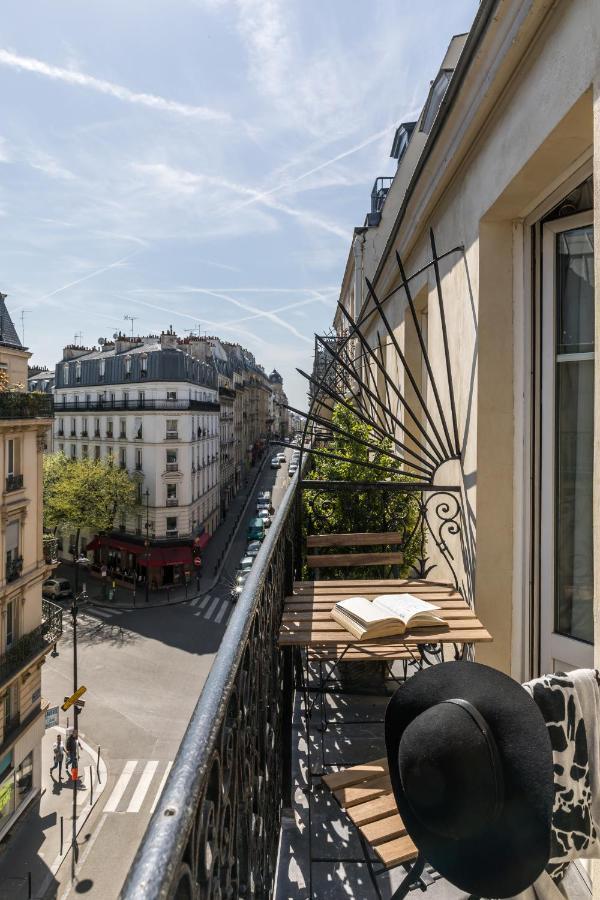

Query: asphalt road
left=43, top=448, right=294, bottom=899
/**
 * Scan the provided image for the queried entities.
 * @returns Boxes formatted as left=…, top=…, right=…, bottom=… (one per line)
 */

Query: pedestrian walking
left=66, top=729, right=81, bottom=778
left=50, top=734, right=65, bottom=780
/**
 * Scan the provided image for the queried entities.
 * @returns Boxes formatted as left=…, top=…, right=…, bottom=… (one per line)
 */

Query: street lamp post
left=144, top=489, right=150, bottom=604
left=70, top=589, right=86, bottom=877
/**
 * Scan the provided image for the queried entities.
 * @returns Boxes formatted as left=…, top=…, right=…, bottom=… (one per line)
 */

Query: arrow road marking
left=127, top=760, right=159, bottom=813
left=104, top=760, right=137, bottom=813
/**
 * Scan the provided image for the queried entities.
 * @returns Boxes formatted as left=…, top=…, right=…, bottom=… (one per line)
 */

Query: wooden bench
left=323, top=757, right=418, bottom=869
left=306, top=531, right=406, bottom=571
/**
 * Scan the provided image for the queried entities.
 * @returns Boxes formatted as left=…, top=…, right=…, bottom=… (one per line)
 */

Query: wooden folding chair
left=322, top=757, right=433, bottom=900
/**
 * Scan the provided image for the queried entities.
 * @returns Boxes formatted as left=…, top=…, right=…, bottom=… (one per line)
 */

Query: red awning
left=138, top=546, right=193, bottom=567
left=88, top=536, right=144, bottom=555
left=196, top=533, right=210, bottom=549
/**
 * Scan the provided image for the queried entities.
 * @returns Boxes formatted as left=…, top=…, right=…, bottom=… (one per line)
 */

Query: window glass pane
left=555, top=359, right=594, bottom=643
left=554, top=223, right=594, bottom=645
left=556, top=226, right=594, bottom=354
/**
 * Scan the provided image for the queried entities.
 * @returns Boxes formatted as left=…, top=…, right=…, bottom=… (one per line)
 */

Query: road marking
left=149, top=761, right=173, bottom=814
left=127, top=760, right=159, bottom=813
left=204, top=596, right=220, bottom=620
left=89, top=608, right=112, bottom=619
left=190, top=597, right=200, bottom=607
left=104, top=760, right=137, bottom=813
left=194, top=594, right=212, bottom=616
left=214, top=601, right=230, bottom=624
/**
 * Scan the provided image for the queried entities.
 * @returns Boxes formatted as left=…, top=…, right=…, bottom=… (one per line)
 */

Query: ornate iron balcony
left=6, top=556, right=23, bottom=583
left=5, top=473, right=23, bottom=492
left=0, top=599, right=62, bottom=690
left=122, top=470, right=299, bottom=899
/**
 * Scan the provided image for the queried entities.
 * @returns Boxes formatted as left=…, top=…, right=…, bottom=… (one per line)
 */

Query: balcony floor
left=275, top=661, right=466, bottom=900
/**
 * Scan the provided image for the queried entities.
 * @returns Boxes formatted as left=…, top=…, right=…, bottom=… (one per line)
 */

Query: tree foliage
left=303, top=404, right=423, bottom=578
left=43, top=454, right=137, bottom=552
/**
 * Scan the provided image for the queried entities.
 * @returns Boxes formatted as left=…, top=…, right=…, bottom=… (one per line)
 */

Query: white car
left=42, top=577, right=72, bottom=599
left=277, top=452, right=286, bottom=463
left=288, top=464, right=298, bottom=477
left=246, top=541, right=262, bottom=558
left=270, top=457, right=280, bottom=469
left=240, top=555, right=254, bottom=572
left=257, top=509, right=272, bottom=528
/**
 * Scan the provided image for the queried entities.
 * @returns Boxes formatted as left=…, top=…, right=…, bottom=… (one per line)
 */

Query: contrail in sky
left=0, top=49, right=230, bottom=123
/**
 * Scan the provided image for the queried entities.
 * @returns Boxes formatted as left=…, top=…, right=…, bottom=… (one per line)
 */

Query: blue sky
left=0, top=0, right=478, bottom=407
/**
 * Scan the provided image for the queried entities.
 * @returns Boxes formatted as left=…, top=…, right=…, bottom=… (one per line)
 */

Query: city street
left=1, top=449, right=294, bottom=900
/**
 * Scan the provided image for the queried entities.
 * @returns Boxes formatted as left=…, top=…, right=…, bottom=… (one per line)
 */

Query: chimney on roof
left=160, top=326, right=178, bottom=350
left=62, top=345, right=91, bottom=361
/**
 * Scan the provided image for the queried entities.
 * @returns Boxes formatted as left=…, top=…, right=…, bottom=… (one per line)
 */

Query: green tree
left=43, top=454, right=137, bottom=555
left=303, top=403, right=423, bottom=578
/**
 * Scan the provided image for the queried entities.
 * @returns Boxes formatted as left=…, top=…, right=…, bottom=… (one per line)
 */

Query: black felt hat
left=385, top=661, right=554, bottom=898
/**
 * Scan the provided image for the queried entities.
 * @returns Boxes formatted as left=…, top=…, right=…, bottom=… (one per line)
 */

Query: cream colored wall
left=355, top=0, right=597, bottom=676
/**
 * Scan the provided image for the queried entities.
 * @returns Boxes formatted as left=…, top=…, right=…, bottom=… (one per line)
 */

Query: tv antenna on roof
left=20, top=309, right=31, bottom=345
left=124, top=314, right=138, bottom=337
left=74, top=331, right=83, bottom=345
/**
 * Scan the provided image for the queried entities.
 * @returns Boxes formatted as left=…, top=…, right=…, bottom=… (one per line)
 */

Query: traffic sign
left=61, top=685, right=87, bottom=712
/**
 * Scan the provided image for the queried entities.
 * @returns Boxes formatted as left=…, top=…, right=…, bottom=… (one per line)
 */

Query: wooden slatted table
left=279, top=578, right=491, bottom=658
left=323, top=757, right=418, bottom=869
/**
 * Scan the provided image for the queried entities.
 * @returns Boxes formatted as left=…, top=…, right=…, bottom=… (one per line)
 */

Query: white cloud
left=0, top=48, right=231, bottom=123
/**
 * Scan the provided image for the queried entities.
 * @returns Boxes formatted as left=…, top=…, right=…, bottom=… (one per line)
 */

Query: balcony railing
left=0, top=599, right=62, bottom=690
left=123, top=471, right=299, bottom=899
left=5, top=473, right=23, bottom=493
left=0, top=392, right=53, bottom=420
left=6, top=556, right=23, bottom=583
left=54, top=398, right=220, bottom=412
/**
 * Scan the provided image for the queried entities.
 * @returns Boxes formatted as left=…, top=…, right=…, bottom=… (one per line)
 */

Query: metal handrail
left=54, top=399, right=220, bottom=412
left=121, top=466, right=299, bottom=898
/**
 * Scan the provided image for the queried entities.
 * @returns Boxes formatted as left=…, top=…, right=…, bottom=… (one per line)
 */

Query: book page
left=372, top=593, right=440, bottom=624
left=337, top=596, right=399, bottom=626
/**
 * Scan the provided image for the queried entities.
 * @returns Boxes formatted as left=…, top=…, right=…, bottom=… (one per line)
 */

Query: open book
left=330, top=593, right=448, bottom=641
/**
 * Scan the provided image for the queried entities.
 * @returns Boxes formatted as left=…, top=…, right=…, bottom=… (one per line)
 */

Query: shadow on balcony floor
left=275, top=662, right=468, bottom=900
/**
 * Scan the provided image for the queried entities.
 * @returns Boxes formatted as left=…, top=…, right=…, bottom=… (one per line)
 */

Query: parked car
left=246, top=518, right=266, bottom=542
left=246, top=541, right=262, bottom=558
left=256, top=497, right=270, bottom=511
left=240, top=555, right=254, bottom=572
left=288, top=463, right=298, bottom=476
left=42, top=577, right=72, bottom=599
left=257, top=509, right=272, bottom=528
left=259, top=491, right=271, bottom=501
left=277, top=452, right=286, bottom=463
left=270, top=456, right=280, bottom=469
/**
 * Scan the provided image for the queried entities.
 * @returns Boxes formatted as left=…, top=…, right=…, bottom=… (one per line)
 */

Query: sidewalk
left=0, top=726, right=107, bottom=900
left=56, top=454, right=270, bottom=612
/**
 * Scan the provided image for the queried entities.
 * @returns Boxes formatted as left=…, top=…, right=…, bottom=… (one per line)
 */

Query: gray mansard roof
left=55, top=341, right=217, bottom=390
left=0, top=294, right=23, bottom=349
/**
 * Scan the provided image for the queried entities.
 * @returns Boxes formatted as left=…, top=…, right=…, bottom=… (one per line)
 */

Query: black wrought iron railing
left=0, top=600, right=62, bottom=689
left=54, top=398, right=220, bottom=413
left=5, top=473, right=23, bottom=493
left=0, top=392, right=53, bottom=419
left=122, top=471, right=299, bottom=899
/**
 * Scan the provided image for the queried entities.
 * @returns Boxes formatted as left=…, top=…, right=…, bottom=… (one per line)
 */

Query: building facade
left=332, top=0, right=600, bottom=699
left=0, top=297, right=61, bottom=840
left=53, top=330, right=219, bottom=585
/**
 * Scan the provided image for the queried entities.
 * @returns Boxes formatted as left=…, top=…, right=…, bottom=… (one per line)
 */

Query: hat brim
left=385, top=661, right=553, bottom=898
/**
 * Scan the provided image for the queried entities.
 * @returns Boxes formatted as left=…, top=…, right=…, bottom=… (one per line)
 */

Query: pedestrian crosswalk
left=104, top=759, right=174, bottom=815
left=188, top=594, right=232, bottom=625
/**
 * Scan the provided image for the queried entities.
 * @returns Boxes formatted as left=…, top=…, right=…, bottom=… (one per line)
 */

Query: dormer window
left=125, top=356, right=132, bottom=378
left=420, top=69, right=452, bottom=135
left=98, top=359, right=105, bottom=382
left=75, top=361, right=81, bottom=383
left=63, top=364, right=69, bottom=385
left=140, top=353, right=148, bottom=378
